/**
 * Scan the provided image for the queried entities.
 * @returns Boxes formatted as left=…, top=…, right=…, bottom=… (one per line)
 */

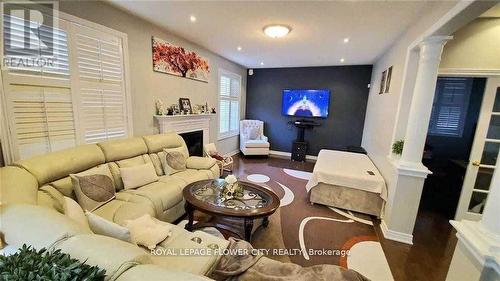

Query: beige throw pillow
left=85, top=211, right=131, bottom=243
left=71, top=169, right=115, bottom=212
left=162, top=149, right=187, bottom=175
left=119, top=162, right=159, bottom=190
left=124, top=214, right=173, bottom=250
left=63, top=196, right=92, bottom=232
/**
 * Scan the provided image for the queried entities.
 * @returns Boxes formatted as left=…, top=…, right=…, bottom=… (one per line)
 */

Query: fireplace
left=180, top=130, right=203, bottom=156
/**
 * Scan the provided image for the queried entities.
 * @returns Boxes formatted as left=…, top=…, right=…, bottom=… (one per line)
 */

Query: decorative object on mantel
left=211, top=107, right=216, bottom=114
left=384, top=66, right=393, bottom=93
left=155, top=99, right=166, bottom=115
left=179, top=98, right=192, bottom=114
left=152, top=36, right=210, bottom=83
left=379, top=69, right=387, bottom=94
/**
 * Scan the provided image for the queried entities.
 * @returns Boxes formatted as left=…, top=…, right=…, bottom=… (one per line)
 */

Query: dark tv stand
left=289, top=119, right=320, bottom=161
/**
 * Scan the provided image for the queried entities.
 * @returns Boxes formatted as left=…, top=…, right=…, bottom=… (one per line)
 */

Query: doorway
left=419, top=76, right=486, bottom=220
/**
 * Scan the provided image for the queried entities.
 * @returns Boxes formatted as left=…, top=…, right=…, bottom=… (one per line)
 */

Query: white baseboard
left=380, top=220, right=413, bottom=245
left=269, top=150, right=318, bottom=161
left=224, top=150, right=240, bottom=157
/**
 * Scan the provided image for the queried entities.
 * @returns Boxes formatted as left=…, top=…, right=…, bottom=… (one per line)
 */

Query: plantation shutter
left=219, top=71, right=240, bottom=137
left=73, top=25, right=128, bottom=143
left=8, top=84, right=76, bottom=159
left=2, top=14, right=70, bottom=76
left=428, top=77, right=473, bottom=137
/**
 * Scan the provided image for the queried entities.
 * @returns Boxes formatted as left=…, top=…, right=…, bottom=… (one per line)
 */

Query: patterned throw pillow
left=162, top=149, right=187, bottom=175
left=70, top=173, right=115, bottom=212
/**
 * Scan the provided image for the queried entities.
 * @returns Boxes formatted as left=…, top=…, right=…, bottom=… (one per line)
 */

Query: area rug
left=232, top=164, right=394, bottom=281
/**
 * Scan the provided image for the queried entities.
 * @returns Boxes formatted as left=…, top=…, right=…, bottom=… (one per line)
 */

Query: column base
left=448, top=220, right=500, bottom=279
left=380, top=219, right=414, bottom=245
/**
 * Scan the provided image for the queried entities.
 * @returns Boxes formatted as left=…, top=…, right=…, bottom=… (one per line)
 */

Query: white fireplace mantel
left=154, top=114, right=216, bottom=145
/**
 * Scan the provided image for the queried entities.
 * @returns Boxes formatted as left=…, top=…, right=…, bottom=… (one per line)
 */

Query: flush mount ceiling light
left=263, top=25, right=291, bottom=38
left=190, top=15, right=197, bottom=23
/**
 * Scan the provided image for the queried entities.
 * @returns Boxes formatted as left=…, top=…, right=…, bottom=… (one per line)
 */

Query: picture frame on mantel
left=384, top=66, right=393, bottom=93
left=179, top=98, right=192, bottom=114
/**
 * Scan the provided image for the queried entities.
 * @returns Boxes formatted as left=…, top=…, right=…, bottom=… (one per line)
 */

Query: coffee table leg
left=185, top=202, right=194, bottom=231
left=262, top=217, right=269, bottom=228
left=244, top=218, right=254, bottom=241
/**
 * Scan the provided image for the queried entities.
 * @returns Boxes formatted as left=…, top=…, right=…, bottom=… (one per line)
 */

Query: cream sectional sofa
left=1, top=132, right=220, bottom=224
left=0, top=133, right=227, bottom=279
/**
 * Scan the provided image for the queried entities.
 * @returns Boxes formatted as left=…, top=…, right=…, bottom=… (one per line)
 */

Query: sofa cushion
left=170, top=169, right=212, bottom=185
left=186, top=156, right=217, bottom=170
left=13, top=144, right=105, bottom=186
left=124, top=214, right=173, bottom=250
left=142, top=133, right=188, bottom=154
left=49, top=176, right=74, bottom=198
left=92, top=199, right=156, bottom=226
left=0, top=204, right=91, bottom=249
left=38, top=185, right=65, bottom=213
left=122, top=181, right=184, bottom=215
left=98, top=137, right=148, bottom=162
left=0, top=166, right=38, bottom=205
left=244, top=139, right=270, bottom=148
left=119, top=163, right=159, bottom=190
left=55, top=234, right=152, bottom=281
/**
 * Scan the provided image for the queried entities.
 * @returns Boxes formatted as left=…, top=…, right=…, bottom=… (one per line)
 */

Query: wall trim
left=439, top=68, right=500, bottom=77
left=380, top=220, right=414, bottom=245
left=269, top=150, right=318, bottom=161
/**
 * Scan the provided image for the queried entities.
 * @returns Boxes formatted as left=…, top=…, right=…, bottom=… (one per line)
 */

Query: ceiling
left=108, top=1, right=433, bottom=68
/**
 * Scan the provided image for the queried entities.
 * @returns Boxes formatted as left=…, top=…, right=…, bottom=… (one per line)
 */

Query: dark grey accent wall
left=245, top=65, right=372, bottom=156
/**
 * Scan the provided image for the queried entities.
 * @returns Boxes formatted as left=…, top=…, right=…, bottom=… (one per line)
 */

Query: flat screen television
left=282, top=89, right=330, bottom=118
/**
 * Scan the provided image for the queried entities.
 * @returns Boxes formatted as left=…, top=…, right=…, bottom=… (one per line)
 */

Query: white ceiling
left=108, top=1, right=433, bottom=68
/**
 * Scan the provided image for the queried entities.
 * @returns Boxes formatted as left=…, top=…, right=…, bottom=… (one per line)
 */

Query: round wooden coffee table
left=183, top=179, right=280, bottom=241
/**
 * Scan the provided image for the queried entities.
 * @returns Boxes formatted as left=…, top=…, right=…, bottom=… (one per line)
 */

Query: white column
left=400, top=36, right=452, bottom=167
left=480, top=149, right=500, bottom=236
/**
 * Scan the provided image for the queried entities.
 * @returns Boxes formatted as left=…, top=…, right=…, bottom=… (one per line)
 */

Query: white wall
left=440, top=18, right=500, bottom=70
left=59, top=1, right=247, bottom=155
left=361, top=0, right=460, bottom=226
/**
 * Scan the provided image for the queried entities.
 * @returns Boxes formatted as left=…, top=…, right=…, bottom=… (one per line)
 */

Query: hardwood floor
left=231, top=154, right=457, bottom=281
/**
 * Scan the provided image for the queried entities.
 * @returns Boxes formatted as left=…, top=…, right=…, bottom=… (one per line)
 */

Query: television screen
left=282, top=89, right=330, bottom=118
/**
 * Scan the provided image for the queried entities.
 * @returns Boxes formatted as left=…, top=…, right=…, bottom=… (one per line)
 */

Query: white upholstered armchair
left=240, top=120, right=270, bottom=156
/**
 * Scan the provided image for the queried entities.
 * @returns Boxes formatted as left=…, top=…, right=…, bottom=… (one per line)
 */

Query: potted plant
left=392, top=140, right=404, bottom=158
left=0, top=244, right=106, bottom=280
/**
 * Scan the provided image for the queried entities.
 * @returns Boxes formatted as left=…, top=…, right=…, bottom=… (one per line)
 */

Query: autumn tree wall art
left=152, top=37, right=210, bottom=82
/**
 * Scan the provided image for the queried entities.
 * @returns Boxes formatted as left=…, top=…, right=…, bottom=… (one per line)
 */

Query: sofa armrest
left=186, top=156, right=217, bottom=170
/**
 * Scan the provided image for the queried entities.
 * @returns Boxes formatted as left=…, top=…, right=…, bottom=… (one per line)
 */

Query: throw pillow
left=85, top=211, right=131, bottom=243
left=247, top=127, right=260, bottom=140
left=124, top=214, right=173, bottom=250
left=70, top=172, right=115, bottom=212
left=63, top=196, right=92, bottom=232
left=162, top=149, right=187, bottom=175
left=210, top=154, right=225, bottom=161
left=119, top=162, right=159, bottom=190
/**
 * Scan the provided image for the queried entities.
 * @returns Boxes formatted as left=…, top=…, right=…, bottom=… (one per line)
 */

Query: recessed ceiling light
left=263, top=25, right=291, bottom=38
left=340, top=58, right=345, bottom=63
left=237, top=46, right=242, bottom=51
left=260, top=62, right=264, bottom=66
left=343, top=37, right=350, bottom=43
left=190, top=15, right=197, bottom=22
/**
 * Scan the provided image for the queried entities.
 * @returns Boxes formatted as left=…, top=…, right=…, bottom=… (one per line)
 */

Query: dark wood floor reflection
left=231, top=154, right=457, bottom=281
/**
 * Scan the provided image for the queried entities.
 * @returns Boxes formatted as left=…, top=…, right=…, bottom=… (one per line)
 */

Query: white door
left=456, top=77, right=500, bottom=221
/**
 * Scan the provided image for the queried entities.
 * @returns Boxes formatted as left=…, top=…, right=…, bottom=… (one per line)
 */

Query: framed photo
left=384, top=66, right=393, bottom=93
left=379, top=70, right=387, bottom=94
left=179, top=98, right=192, bottom=113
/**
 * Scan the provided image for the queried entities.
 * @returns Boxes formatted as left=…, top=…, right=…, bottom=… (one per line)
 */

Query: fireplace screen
left=180, top=130, right=203, bottom=156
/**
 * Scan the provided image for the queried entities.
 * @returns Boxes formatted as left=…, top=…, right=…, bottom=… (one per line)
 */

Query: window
left=218, top=70, right=241, bottom=139
left=1, top=11, right=131, bottom=161
left=428, top=77, right=473, bottom=137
